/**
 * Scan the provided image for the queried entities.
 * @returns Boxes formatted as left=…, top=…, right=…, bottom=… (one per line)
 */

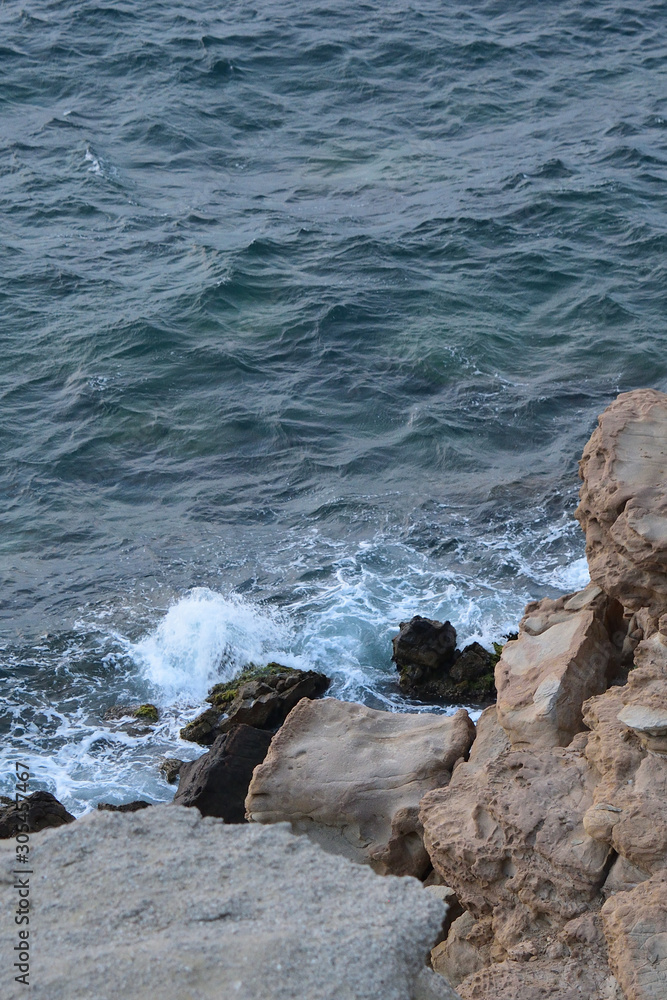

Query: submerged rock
left=104, top=703, right=159, bottom=722
left=246, top=697, right=475, bottom=878
left=392, top=616, right=496, bottom=703
left=173, top=724, right=273, bottom=823
left=180, top=662, right=330, bottom=745
left=0, top=805, right=459, bottom=1000
left=0, top=790, right=75, bottom=838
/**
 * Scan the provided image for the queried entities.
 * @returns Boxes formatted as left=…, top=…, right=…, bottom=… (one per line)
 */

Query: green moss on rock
left=134, top=704, right=159, bottom=722
left=207, top=662, right=297, bottom=709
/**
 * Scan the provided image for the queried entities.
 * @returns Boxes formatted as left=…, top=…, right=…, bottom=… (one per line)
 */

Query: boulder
left=392, top=616, right=496, bottom=703
left=180, top=663, right=330, bottom=746
left=575, top=388, right=667, bottom=623
left=246, top=697, right=475, bottom=878
left=173, top=724, right=273, bottom=823
left=0, top=805, right=460, bottom=1000
left=601, top=869, right=667, bottom=1000
left=0, top=791, right=75, bottom=838
left=495, top=583, right=623, bottom=749
left=393, top=616, right=457, bottom=681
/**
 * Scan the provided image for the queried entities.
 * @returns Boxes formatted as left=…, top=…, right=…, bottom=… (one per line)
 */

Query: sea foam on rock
left=0, top=805, right=459, bottom=1000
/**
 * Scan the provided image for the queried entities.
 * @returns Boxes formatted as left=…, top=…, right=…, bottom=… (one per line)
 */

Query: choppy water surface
left=1, top=0, right=666, bottom=812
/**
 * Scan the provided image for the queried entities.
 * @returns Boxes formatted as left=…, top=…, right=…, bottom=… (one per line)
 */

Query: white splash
left=131, top=588, right=290, bottom=704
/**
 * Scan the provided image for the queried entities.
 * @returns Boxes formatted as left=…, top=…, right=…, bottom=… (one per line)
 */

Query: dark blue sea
left=1, top=0, right=666, bottom=813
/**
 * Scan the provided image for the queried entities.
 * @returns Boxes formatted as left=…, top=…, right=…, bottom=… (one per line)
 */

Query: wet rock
left=96, top=800, right=152, bottom=813
left=575, top=388, right=667, bottom=623
left=392, top=617, right=496, bottom=703
left=159, top=758, right=184, bottom=783
left=173, top=724, right=273, bottom=823
left=246, top=697, right=475, bottom=878
left=0, top=791, right=75, bottom=838
left=104, top=703, right=159, bottom=722
left=179, top=706, right=220, bottom=745
left=0, top=806, right=458, bottom=1000
left=495, top=583, right=623, bottom=749
left=180, top=663, right=330, bottom=746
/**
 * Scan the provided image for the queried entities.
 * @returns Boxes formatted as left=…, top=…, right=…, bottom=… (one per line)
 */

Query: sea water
left=1, top=0, right=666, bottom=812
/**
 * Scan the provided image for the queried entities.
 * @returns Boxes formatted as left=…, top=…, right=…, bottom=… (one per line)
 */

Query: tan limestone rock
left=431, top=911, right=492, bottom=988
left=245, top=697, right=475, bottom=878
left=582, top=637, right=667, bottom=874
left=575, top=388, right=667, bottom=621
left=494, top=583, right=622, bottom=749
left=601, top=869, right=667, bottom=1000
left=454, top=955, right=622, bottom=1000
left=420, top=711, right=611, bottom=949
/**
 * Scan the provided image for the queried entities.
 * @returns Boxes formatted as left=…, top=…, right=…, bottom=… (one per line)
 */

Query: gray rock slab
left=0, top=804, right=459, bottom=1000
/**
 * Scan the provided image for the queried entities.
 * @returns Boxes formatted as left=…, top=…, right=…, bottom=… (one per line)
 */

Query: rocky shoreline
left=2, top=388, right=666, bottom=999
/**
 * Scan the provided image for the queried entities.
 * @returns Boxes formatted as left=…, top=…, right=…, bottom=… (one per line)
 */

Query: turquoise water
left=1, top=0, right=666, bottom=812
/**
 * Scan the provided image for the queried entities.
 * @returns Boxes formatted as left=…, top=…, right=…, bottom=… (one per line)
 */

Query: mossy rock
left=207, top=662, right=297, bottom=710
left=134, top=704, right=159, bottom=722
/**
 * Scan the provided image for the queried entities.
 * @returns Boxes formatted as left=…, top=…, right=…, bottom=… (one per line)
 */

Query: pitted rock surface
left=601, top=869, right=667, bottom=1000
left=0, top=805, right=459, bottom=1000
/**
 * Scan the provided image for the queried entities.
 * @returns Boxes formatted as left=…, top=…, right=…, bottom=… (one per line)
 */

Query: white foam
left=85, top=148, right=102, bottom=174
left=549, top=556, right=590, bottom=593
left=130, top=588, right=290, bottom=704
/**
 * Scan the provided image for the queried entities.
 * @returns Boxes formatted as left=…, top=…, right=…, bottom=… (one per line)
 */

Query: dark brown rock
left=159, top=758, right=184, bottom=783
left=180, top=663, right=330, bottom=746
left=179, top=707, right=220, bottom=746
left=174, top=724, right=273, bottom=823
left=96, top=800, right=152, bottom=813
left=393, top=617, right=496, bottom=703
left=0, top=790, right=75, bottom=838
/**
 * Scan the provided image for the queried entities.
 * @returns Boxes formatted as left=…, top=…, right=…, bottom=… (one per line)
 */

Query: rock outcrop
left=601, top=869, right=667, bottom=1000
left=420, top=707, right=621, bottom=997
left=495, top=582, right=624, bottom=749
left=246, top=697, right=475, bottom=878
left=420, top=392, right=667, bottom=998
left=393, top=616, right=496, bottom=703
left=0, top=791, right=75, bottom=838
left=576, top=388, right=667, bottom=623
left=180, top=663, right=329, bottom=746
left=173, top=724, right=273, bottom=823
left=0, top=805, right=459, bottom=1000
left=582, top=630, right=667, bottom=876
